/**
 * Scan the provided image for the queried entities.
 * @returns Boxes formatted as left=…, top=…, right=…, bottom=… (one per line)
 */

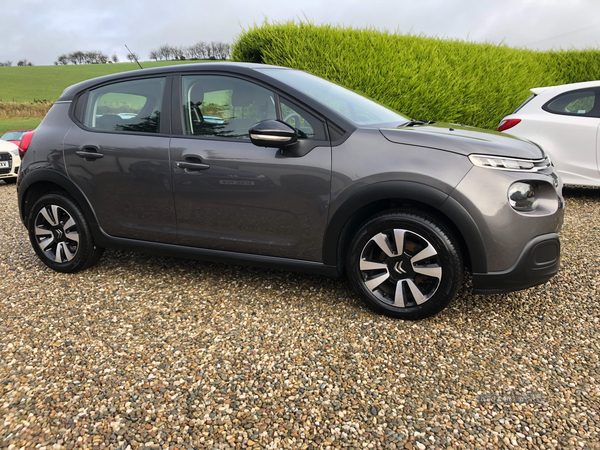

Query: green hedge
left=232, top=22, right=600, bottom=130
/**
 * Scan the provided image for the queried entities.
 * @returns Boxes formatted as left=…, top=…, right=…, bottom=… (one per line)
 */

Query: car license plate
left=0, top=161, right=9, bottom=169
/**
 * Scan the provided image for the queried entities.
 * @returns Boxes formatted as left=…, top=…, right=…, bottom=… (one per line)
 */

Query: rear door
left=64, top=76, right=177, bottom=243
left=169, top=73, right=332, bottom=262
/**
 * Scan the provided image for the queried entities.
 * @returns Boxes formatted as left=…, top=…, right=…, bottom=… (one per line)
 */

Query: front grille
left=0, top=152, right=12, bottom=175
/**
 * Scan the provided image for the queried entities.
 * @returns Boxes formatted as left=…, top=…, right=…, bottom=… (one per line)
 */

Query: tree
left=127, top=52, right=139, bottom=62
left=214, top=42, right=230, bottom=60
left=148, top=40, right=232, bottom=62
left=57, top=54, right=68, bottom=65
left=172, top=46, right=185, bottom=60
left=158, top=45, right=174, bottom=61
left=206, top=42, right=215, bottom=60
left=111, top=54, right=119, bottom=63
left=68, top=51, right=84, bottom=64
left=186, top=42, right=207, bottom=60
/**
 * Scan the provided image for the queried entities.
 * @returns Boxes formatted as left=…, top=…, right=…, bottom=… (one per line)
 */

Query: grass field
left=0, top=60, right=211, bottom=133
left=0, top=60, right=204, bottom=103
left=0, top=118, right=42, bottom=135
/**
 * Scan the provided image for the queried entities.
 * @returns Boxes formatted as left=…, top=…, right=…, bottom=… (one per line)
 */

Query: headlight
left=469, top=154, right=550, bottom=172
left=508, top=182, right=538, bottom=212
left=11, top=148, right=19, bottom=156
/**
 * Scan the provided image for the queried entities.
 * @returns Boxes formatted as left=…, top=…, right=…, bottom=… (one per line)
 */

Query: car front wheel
left=28, top=193, right=104, bottom=273
left=347, top=210, right=463, bottom=320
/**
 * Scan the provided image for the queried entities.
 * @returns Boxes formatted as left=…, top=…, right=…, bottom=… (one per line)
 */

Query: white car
left=0, top=140, right=20, bottom=184
left=498, top=80, right=600, bottom=187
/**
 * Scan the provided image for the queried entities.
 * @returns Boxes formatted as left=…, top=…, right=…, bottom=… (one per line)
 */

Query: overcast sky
left=2, top=0, right=599, bottom=65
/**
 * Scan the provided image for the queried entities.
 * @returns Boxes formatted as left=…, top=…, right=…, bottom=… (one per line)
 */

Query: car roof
left=57, top=62, right=292, bottom=101
left=530, top=79, right=600, bottom=96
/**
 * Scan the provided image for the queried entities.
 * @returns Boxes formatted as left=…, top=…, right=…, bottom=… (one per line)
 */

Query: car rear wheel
left=28, top=193, right=104, bottom=273
left=347, top=210, right=463, bottom=320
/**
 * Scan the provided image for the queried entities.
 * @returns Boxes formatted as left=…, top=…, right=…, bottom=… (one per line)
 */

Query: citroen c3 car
left=17, top=63, right=564, bottom=319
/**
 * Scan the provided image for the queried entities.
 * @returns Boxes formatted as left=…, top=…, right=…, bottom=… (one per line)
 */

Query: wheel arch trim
left=19, top=169, right=101, bottom=238
left=322, top=181, right=487, bottom=273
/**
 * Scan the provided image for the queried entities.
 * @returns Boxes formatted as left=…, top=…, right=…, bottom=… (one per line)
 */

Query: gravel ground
left=0, top=181, right=599, bottom=450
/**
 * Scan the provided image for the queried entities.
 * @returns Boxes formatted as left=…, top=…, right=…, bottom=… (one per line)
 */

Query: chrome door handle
left=176, top=160, right=210, bottom=171
left=76, top=146, right=104, bottom=160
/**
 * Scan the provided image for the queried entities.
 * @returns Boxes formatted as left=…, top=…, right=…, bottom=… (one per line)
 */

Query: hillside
left=0, top=60, right=201, bottom=103
left=0, top=60, right=206, bottom=134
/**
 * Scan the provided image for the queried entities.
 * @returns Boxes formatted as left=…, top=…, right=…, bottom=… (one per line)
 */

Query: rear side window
left=84, top=78, right=166, bottom=133
left=544, top=90, right=596, bottom=116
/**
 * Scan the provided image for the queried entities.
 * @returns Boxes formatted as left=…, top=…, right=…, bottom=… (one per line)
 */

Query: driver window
left=182, top=75, right=276, bottom=139
left=280, top=99, right=326, bottom=140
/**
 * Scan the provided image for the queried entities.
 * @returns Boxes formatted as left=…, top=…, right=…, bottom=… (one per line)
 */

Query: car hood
left=380, top=122, right=544, bottom=159
left=0, top=140, right=19, bottom=152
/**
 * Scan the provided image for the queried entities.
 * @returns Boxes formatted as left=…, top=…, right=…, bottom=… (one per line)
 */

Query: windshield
left=258, top=68, right=407, bottom=126
left=1, top=131, right=26, bottom=141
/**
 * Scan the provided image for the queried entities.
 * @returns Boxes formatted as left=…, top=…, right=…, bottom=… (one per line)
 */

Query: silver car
left=17, top=63, right=564, bottom=319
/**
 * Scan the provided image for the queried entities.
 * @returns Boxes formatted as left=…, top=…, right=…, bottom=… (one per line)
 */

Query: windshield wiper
left=400, top=119, right=436, bottom=127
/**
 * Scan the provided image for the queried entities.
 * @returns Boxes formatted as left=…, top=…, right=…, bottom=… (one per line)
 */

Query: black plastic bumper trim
left=472, top=233, right=560, bottom=294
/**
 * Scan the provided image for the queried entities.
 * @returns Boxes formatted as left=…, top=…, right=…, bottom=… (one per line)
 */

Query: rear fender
left=18, top=169, right=103, bottom=241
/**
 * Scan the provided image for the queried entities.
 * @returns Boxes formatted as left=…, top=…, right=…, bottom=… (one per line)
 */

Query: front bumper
left=472, top=233, right=560, bottom=294
left=0, top=152, right=19, bottom=179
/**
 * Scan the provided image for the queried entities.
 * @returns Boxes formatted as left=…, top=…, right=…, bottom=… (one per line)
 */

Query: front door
left=170, top=74, right=331, bottom=262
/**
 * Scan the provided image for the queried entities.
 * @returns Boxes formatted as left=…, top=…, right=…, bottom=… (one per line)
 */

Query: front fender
left=322, top=180, right=487, bottom=273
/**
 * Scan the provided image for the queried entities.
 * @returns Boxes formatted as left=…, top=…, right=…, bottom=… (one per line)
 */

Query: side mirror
left=249, top=120, right=298, bottom=148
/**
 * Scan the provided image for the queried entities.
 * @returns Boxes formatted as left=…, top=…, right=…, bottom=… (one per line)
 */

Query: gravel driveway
left=1, top=182, right=599, bottom=449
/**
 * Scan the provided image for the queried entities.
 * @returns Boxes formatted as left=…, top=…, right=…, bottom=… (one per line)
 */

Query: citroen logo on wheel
left=55, top=229, right=63, bottom=240
left=395, top=260, right=406, bottom=274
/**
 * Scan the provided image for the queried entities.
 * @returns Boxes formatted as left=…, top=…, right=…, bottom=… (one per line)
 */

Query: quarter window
left=84, top=78, right=166, bottom=133
left=545, top=90, right=596, bottom=116
left=182, top=75, right=277, bottom=139
left=280, top=99, right=326, bottom=140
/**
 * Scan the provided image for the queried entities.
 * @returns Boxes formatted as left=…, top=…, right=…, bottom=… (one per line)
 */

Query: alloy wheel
left=33, top=204, right=80, bottom=263
left=358, top=228, right=442, bottom=308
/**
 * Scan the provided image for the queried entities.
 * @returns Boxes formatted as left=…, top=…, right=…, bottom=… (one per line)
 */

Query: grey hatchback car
left=17, top=63, right=564, bottom=319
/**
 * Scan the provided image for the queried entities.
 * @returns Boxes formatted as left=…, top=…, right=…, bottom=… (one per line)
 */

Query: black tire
left=27, top=193, right=104, bottom=273
left=347, top=210, right=463, bottom=320
left=2, top=177, right=17, bottom=184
